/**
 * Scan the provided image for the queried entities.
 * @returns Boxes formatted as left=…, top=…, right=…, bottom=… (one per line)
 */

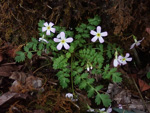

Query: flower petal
left=46, top=30, right=51, bottom=35
left=107, top=108, right=112, bottom=113
left=118, top=55, right=123, bottom=63
left=130, top=43, right=136, bottom=49
left=136, top=42, right=141, bottom=46
left=57, top=34, right=61, bottom=38
left=125, top=53, right=130, bottom=58
left=54, top=38, right=61, bottom=42
left=97, top=26, right=101, bottom=33
left=49, top=22, right=54, bottom=27
left=122, top=61, right=127, bottom=65
left=90, top=30, right=97, bottom=35
left=60, top=32, right=65, bottom=39
left=99, top=37, right=104, bottom=43
left=66, top=38, right=73, bottom=43
left=44, top=22, right=48, bottom=27
left=39, top=38, right=42, bottom=42
left=126, top=57, right=132, bottom=61
left=101, top=32, right=108, bottom=37
left=65, top=93, right=73, bottom=98
left=42, top=27, right=47, bottom=32
left=57, top=43, right=63, bottom=50
left=64, top=43, right=70, bottom=49
left=118, top=55, right=123, bottom=60
left=87, top=67, right=90, bottom=71
left=39, top=38, right=49, bottom=43
left=113, top=59, right=119, bottom=67
left=50, top=28, right=56, bottom=33
left=91, top=36, right=98, bottom=42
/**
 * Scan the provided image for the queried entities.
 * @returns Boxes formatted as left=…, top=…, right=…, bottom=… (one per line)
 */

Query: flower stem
left=71, top=53, right=75, bottom=95
left=132, top=48, right=142, bottom=68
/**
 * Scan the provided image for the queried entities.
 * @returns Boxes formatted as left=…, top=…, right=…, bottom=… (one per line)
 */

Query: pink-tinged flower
left=130, top=36, right=144, bottom=49
left=39, top=35, right=49, bottom=43
left=65, top=93, right=73, bottom=99
left=113, top=51, right=121, bottom=67
left=118, top=53, right=132, bottom=65
left=99, top=107, right=112, bottom=113
left=42, top=22, right=56, bottom=35
left=90, top=26, right=108, bottom=43
left=118, top=104, right=123, bottom=109
left=53, top=32, right=73, bottom=50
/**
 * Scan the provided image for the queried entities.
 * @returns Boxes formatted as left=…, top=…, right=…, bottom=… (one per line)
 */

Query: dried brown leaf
left=10, top=72, right=27, bottom=84
left=0, top=92, right=17, bottom=106
left=138, top=79, right=150, bottom=92
left=9, top=80, right=23, bottom=93
left=0, top=65, right=15, bottom=77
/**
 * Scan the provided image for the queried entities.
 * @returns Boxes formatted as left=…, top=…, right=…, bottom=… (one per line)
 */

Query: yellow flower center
left=47, top=26, right=51, bottom=30
left=61, top=39, right=65, bottom=44
left=122, top=58, right=126, bottom=61
left=96, top=33, right=101, bottom=37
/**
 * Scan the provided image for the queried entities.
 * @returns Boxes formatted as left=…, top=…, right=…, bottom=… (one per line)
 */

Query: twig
left=131, top=77, right=150, bottom=113
left=33, top=63, right=51, bottom=74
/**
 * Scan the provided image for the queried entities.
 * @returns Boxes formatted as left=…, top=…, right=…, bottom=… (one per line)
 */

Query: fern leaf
left=15, top=51, right=25, bottom=62
left=100, top=94, right=111, bottom=107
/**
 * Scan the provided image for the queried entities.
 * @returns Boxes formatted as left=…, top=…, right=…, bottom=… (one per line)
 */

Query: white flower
left=118, top=104, right=123, bottom=109
left=118, top=53, right=132, bottom=65
left=53, top=32, right=73, bottom=50
left=90, top=65, right=93, bottom=70
left=86, top=63, right=93, bottom=71
left=87, top=67, right=90, bottom=71
left=65, top=93, right=78, bottom=101
left=42, top=22, right=56, bottom=35
left=113, top=51, right=121, bottom=67
left=130, top=37, right=144, bottom=49
left=39, top=35, right=49, bottom=43
left=99, top=108, right=107, bottom=113
left=90, top=26, right=108, bottom=43
left=65, top=93, right=73, bottom=99
left=106, top=106, right=112, bottom=113
left=87, top=108, right=95, bottom=112
left=99, top=107, right=112, bottom=113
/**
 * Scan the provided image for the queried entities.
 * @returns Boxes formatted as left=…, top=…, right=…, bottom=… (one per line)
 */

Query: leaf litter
left=0, top=0, right=150, bottom=112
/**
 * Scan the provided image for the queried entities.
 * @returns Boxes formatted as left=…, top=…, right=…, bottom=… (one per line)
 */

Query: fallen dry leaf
left=0, top=65, right=15, bottom=77
left=9, top=73, right=43, bottom=93
left=146, top=27, right=150, bottom=35
left=9, top=80, right=23, bottom=93
left=0, top=92, right=17, bottom=106
left=138, top=79, right=150, bottom=92
left=10, top=72, right=27, bottom=84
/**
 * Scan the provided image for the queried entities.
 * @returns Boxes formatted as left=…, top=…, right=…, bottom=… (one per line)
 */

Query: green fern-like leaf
left=100, top=94, right=111, bottom=107
left=87, top=78, right=95, bottom=84
left=95, top=93, right=101, bottom=105
left=88, top=15, right=101, bottom=26
left=38, top=20, right=45, bottom=27
left=27, top=52, right=32, bottom=59
left=53, top=55, right=68, bottom=69
left=79, top=80, right=87, bottom=89
left=74, top=75, right=81, bottom=85
left=60, top=77, right=70, bottom=88
left=112, top=72, right=122, bottom=83
left=15, top=51, right=25, bottom=62
left=24, top=46, right=29, bottom=52
left=95, top=85, right=103, bottom=91
left=87, top=87, right=95, bottom=98
left=81, top=73, right=89, bottom=79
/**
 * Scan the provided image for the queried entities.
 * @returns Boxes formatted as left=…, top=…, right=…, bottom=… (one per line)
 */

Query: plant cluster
left=15, top=16, right=124, bottom=107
